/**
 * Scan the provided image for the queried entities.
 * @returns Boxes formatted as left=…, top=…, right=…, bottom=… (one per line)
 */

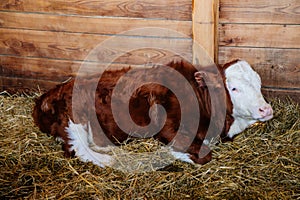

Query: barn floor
left=0, top=92, right=299, bottom=199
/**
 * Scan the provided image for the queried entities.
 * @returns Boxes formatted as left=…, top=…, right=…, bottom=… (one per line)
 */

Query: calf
left=33, top=60, right=273, bottom=167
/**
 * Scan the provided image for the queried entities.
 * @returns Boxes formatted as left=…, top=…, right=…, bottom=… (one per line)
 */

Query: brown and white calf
left=33, top=60, right=273, bottom=167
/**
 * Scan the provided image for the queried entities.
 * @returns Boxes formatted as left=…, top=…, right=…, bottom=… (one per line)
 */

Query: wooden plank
left=218, top=47, right=300, bottom=89
left=0, top=56, right=79, bottom=82
left=219, top=24, right=300, bottom=48
left=262, top=88, right=300, bottom=103
left=0, top=28, right=192, bottom=63
left=0, top=54, right=186, bottom=82
left=192, top=0, right=219, bottom=65
left=0, top=0, right=192, bottom=21
left=2, top=76, right=299, bottom=103
left=0, top=11, right=192, bottom=37
left=220, top=0, right=300, bottom=24
left=0, top=54, right=188, bottom=93
left=0, top=76, right=59, bottom=93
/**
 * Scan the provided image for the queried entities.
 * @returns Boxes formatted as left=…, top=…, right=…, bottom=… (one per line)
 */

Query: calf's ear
left=194, top=71, right=207, bottom=88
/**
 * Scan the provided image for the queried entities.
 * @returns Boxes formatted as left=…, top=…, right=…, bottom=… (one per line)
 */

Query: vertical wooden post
left=192, top=0, right=219, bottom=66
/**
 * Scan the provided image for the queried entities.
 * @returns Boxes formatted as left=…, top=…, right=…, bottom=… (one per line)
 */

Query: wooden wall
left=219, top=0, right=300, bottom=102
left=0, top=0, right=194, bottom=93
left=1, top=0, right=299, bottom=102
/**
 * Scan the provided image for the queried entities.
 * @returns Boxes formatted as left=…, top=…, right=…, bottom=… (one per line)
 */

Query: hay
left=0, top=92, right=299, bottom=199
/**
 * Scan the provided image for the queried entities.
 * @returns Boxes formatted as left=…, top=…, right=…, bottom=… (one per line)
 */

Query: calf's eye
left=231, top=88, right=237, bottom=92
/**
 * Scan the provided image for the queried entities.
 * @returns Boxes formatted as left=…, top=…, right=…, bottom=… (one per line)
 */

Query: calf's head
left=224, top=60, right=273, bottom=122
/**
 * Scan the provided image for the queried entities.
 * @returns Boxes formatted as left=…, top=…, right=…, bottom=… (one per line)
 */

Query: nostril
left=259, top=106, right=273, bottom=116
left=259, top=108, right=265, bottom=113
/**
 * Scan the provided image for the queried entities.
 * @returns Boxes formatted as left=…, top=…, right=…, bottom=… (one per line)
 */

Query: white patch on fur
left=225, top=60, right=273, bottom=138
left=66, top=120, right=113, bottom=168
left=55, top=137, right=64, bottom=143
left=85, top=122, right=112, bottom=153
left=227, top=118, right=257, bottom=138
left=203, top=139, right=209, bottom=145
left=170, top=149, right=194, bottom=164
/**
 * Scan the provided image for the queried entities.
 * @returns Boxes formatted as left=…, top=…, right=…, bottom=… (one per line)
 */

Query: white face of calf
left=225, top=60, right=273, bottom=125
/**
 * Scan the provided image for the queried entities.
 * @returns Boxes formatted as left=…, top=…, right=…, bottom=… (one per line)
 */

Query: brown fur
left=33, top=60, right=233, bottom=164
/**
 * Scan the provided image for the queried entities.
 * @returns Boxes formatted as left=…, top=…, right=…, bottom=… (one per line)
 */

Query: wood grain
left=0, top=56, right=80, bottom=82
left=0, top=0, right=192, bottom=20
left=218, top=0, right=300, bottom=101
left=219, top=47, right=300, bottom=89
left=0, top=0, right=194, bottom=94
left=262, top=88, right=300, bottom=103
left=220, top=0, right=300, bottom=24
left=0, top=28, right=192, bottom=63
left=0, top=11, right=192, bottom=37
left=192, top=0, right=219, bottom=65
left=0, top=51, right=188, bottom=79
left=219, top=24, right=300, bottom=49
left=1, top=76, right=299, bottom=102
left=0, top=76, right=59, bottom=93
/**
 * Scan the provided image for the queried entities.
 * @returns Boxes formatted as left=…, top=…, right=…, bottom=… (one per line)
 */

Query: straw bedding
left=0, top=92, right=299, bottom=199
